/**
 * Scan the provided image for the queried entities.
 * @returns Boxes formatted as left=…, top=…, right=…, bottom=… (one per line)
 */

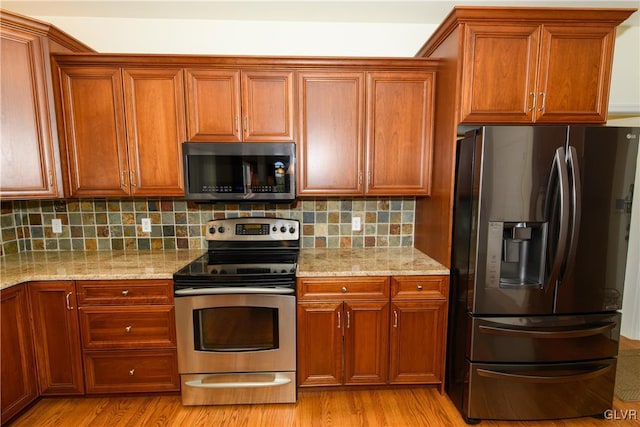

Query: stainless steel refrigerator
left=448, top=125, right=638, bottom=423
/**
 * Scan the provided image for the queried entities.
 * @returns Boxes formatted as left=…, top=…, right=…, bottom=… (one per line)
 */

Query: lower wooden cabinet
left=1, top=284, right=38, bottom=422
left=28, top=281, right=84, bottom=395
left=76, top=279, right=180, bottom=394
left=297, top=275, right=448, bottom=390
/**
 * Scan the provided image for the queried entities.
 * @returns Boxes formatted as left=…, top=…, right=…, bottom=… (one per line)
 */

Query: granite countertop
left=0, top=247, right=449, bottom=289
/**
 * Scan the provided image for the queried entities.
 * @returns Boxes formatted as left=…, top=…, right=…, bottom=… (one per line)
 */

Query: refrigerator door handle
left=476, top=364, right=613, bottom=384
left=562, top=146, right=582, bottom=283
left=545, top=147, right=571, bottom=293
left=478, top=321, right=616, bottom=339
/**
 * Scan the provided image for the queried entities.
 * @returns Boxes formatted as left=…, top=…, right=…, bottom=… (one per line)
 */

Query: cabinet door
left=366, top=72, right=434, bottom=196
left=297, top=301, right=343, bottom=386
left=1, top=285, right=38, bottom=422
left=460, top=24, right=541, bottom=123
left=297, top=71, right=364, bottom=195
left=28, top=281, right=84, bottom=395
left=389, top=299, right=447, bottom=384
left=0, top=27, right=61, bottom=199
left=185, top=69, right=242, bottom=142
left=58, top=66, right=129, bottom=196
left=343, top=300, right=389, bottom=385
left=242, top=70, right=295, bottom=142
left=123, top=68, right=186, bottom=196
left=535, top=25, right=615, bottom=123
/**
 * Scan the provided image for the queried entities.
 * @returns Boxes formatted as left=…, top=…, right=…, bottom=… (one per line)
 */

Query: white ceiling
left=2, top=0, right=639, bottom=25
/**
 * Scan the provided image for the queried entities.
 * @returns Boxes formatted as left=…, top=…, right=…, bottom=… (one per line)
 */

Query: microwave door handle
left=545, top=147, right=570, bottom=293
left=562, top=146, right=582, bottom=282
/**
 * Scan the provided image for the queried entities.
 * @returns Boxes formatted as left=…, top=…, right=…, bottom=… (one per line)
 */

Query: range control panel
left=205, top=217, right=299, bottom=242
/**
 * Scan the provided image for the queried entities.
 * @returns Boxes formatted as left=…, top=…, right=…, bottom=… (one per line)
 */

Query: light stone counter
left=297, top=248, right=449, bottom=277
left=0, top=249, right=205, bottom=289
left=0, top=247, right=448, bottom=289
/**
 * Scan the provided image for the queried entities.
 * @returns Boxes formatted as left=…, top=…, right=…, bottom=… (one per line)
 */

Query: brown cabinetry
left=28, top=281, right=84, bottom=395
left=413, top=7, right=634, bottom=268
left=0, top=10, right=91, bottom=199
left=297, top=277, right=390, bottom=386
left=389, top=276, right=448, bottom=391
left=56, top=65, right=186, bottom=197
left=76, top=280, right=179, bottom=393
left=1, top=284, right=38, bottom=422
left=460, top=22, right=617, bottom=123
left=298, top=70, right=434, bottom=196
left=185, top=69, right=295, bottom=142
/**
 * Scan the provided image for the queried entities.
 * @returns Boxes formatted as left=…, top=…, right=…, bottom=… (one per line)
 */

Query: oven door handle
left=174, top=287, right=295, bottom=296
left=184, top=374, right=292, bottom=389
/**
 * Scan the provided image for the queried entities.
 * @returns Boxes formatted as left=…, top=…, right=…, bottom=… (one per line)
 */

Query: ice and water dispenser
left=485, top=221, right=548, bottom=289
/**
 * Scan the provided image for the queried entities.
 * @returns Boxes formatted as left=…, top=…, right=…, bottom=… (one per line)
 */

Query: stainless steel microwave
left=182, top=142, right=296, bottom=203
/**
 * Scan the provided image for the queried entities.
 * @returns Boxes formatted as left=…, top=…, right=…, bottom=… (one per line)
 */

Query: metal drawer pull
left=125, top=325, right=132, bottom=333
left=121, top=290, right=129, bottom=296
left=341, top=286, right=347, bottom=293
left=346, top=311, right=351, bottom=329
left=129, top=369, right=135, bottom=376
left=337, top=312, right=341, bottom=329
left=393, top=310, right=398, bottom=328
left=65, top=292, right=73, bottom=310
left=417, top=285, right=423, bottom=290
left=185, top=374, right=291, bottom=389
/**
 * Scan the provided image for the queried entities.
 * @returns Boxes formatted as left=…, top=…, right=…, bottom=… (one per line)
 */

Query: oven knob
left=209, top=227, right=215, bottom=234
left=280, top=226, right=287, bottom=233
left=218, top=226, right=225, bottom=233
left=272, top=226, right=277, bottom=232
left=289, top=227, right=296, bottom=233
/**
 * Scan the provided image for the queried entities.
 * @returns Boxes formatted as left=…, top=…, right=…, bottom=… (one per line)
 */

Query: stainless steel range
left=173, top=217, right=299, bottom=405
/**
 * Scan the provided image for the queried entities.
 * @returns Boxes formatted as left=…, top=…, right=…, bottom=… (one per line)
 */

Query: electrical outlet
left=141, top=218, right=152, bottom=233
left=352, top=216, right=361, bottom=232
left=51, top=218, right=62, bottom=234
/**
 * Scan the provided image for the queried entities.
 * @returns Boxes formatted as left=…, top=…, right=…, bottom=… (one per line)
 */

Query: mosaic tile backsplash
left=0, top=198, right=416, bottom=255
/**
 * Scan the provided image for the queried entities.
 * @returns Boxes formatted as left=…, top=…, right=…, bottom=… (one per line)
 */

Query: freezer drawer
left=467, top=359, right=616, bottom=421
left=469, top=313, right=620, bottom=362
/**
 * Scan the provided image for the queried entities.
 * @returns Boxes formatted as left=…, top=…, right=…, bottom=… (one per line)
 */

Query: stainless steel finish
left=174, top=287, right=295, bottom=296
left=545, top=147, right=569, bottom=293
left=563, top=145, right=582, bottom=284
left=175, top=293, right=296, bottom=375
left=205, top=217, right=299, bottom=242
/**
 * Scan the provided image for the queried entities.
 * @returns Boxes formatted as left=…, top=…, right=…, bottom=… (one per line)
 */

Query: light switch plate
left=141, top=218, right=152, bottom=233
left=51, top=218, right=62, bottom=234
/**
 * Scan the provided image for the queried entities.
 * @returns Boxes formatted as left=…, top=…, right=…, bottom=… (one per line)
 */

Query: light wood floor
left=9, top=338, right=640, bottom=427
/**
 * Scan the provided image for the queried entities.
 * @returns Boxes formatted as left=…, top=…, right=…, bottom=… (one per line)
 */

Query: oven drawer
left=84, top=349, right=179, bottom=393
left=297, top=277, right=389, bottom=300
left=467, top=360, right=616, bottom=420
left=180, top=372, right=296, bottom=405
left=79, top=306, right=176, bottom=349
left=391, top=276, right=448, bottom=299
left=76, top=280, right=173, bottom=305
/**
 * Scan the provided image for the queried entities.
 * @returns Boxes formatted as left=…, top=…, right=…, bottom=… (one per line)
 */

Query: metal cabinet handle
left=538, top=92, right=546, bottom=112
left=120, top=171, right=126, bottom=186
left=417, top=285, right=423, bottom=291
left=125, top=325, right=132, bottom=333
left=129, top=368, right=135, bottom=376
left=235, top=116, right=239, bottom=132
left=341, top=286, right=347, bottom=293
left=358, top=171, right=363, bottom=185
left=243, top=116, right=248, bottom=131
left=65, top=292, right=73, bottom=310
left=130, top=170, right=136, bottom=187
left=121, top=290, right=129, bottom=296
left=393, top=310, right=398, bottom=328
left=337, top=311, right=341, bottom=329
left=528, top=92, right=536, bottom=112
left=346, top=311, right=351, bottom=329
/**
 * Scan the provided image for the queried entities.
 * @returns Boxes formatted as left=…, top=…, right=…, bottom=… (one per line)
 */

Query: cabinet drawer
left=84, top=349, right=179, bottom=393
left=391, top=276, right=448, bottom=299
left=76, top=280, right=173, bottom=305
left=297, top=277, right=389, bottom=300
left=79, top=306, right=176, bottom=349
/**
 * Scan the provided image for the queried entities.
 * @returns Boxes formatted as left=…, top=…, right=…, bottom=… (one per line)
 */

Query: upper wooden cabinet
left=56, top=65, right=186, bottom=197
left=413, top=7, right=635, bottom=268
left=185, top=69, right=295, bottom=142
left=298, top=69, right=434, bottom=196
left=0, top=10, right=92, bottom=200
left=460, top=22, right=617, bottom=123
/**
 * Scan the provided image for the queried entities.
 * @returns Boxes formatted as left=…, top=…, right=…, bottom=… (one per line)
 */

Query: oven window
left=193, top=306, right=279, bottom=352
